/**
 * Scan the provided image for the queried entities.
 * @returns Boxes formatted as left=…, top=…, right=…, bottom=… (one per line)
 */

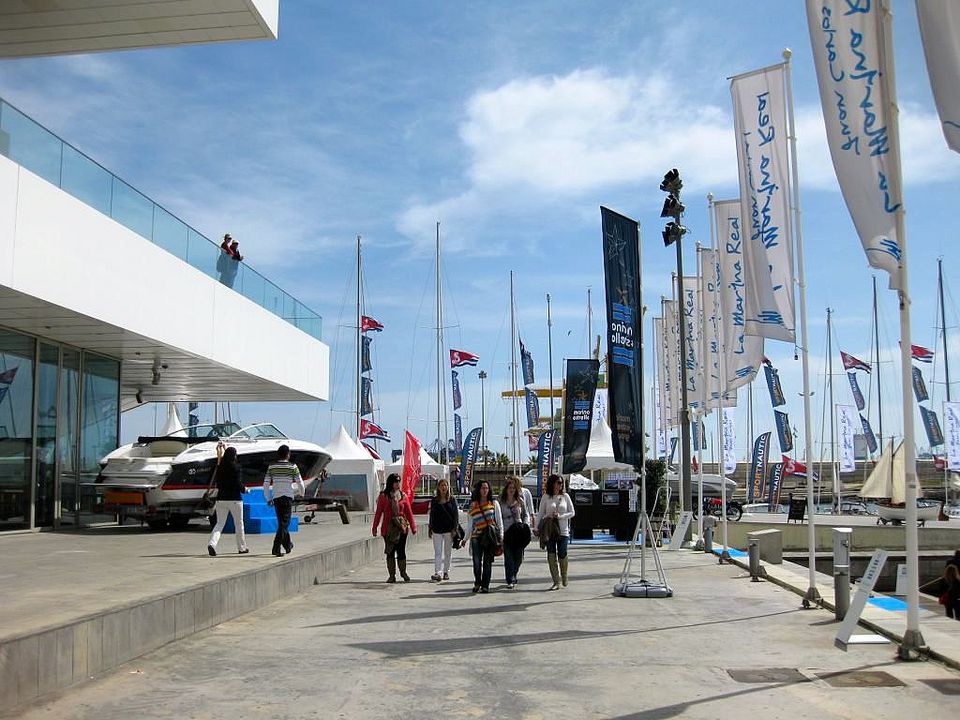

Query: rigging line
left=404, top=262, right=434, bottom=430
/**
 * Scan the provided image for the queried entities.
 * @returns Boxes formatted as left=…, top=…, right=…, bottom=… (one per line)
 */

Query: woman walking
left=372, top=473, right=417, bottom=582
left=943, top=562, right=960, bottom=620
left=467, top=479, right=502, bottom=593
left=206, top=443, right=249, bottom=556
left=428, top=477, right=459, bottom=581
left=500, top=476, right=530, bottom=588
left=535, top=474, right=575, bottom=590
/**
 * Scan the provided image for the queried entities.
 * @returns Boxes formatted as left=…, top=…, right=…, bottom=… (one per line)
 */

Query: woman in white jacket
left=535, top=474, right=575, bottom=590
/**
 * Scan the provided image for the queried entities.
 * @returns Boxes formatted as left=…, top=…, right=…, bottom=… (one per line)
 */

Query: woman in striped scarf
left=467, top=479, right=502, bottom=593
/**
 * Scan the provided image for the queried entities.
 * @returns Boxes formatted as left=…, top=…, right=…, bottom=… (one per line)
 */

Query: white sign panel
left=723, top=407, right=737, bottom=476
left=835, top=548, right=888, bottom=650
left=917, top=0, right=960, bottom=154
left=945, top=401, right=960, bottom=471
left=668, top=511, right=694, bottom=552
left=837, top=404, right=857, bottom=473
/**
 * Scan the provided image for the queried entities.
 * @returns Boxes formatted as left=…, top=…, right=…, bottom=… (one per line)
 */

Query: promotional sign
left=806, top=0, right=904, bottom=290
left=917, top=0, right=960, bottom=154
left=592, top=389, right=608, bottom=425
left=764, top=363, right=786, bottom=407
left=920, top=405, right=944, bottom=447
left=860, top=414, right=878, bottom=455
left=722, top=408, right=737, bottom=475
left=536, top=430, right=556, bottom=496
left=524, top=386, right=540, bottom=430
left=836, top=549, right=889, bottom=649
left=767, top=462, right=784, bottom=511
left=945, top=401, right=960, bottom=471
left=838, top=404, right=857, bottom=472
left=360, top=377, right=373, bottom=416
left=520, top=338, right=535, bottom=386
left=361, top=335, right=372, bottom=373
left=714, top=199, right=763, bottom=389
left=654, top=316, right=671, bottom=428
left=748, top=432, right=771, bottom=503
left=774, top=410, right=793, bottom=453
left=454, top=413, right=463, bottom=455
left=561, top=359, right=600, bottom=474
left=663, top=300, right=682, bottom=428
left=459, top=427, right=483, bottom=491
left=680, top=277, right=701, bottom=403
left=452, top=370, right=462, bottom=410
left=912, top=366, right=929, bottom=403
left=601, top=207, right=644, bottom=469
left=731, top=62, right=796, bottom=342
left=847, top=372, right=866, bottom=412
left=668, top=511, right=693, bottom=551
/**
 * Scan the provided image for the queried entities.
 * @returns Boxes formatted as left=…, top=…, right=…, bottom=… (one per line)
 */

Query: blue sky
left=1, top=1, right=958, bottom=464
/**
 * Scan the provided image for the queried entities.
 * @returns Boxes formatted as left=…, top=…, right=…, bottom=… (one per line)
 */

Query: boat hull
left=874, top=501, right=940, bottom=526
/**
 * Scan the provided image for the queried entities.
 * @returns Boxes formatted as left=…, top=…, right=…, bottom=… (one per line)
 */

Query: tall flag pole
left=806, top=0, right=921, bottom=656
left=547, top=294, right=557, bottom=472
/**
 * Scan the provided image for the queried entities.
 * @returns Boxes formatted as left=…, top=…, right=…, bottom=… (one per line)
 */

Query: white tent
left=321, top=426, right=384, bottom=510
left=582, top=420, right=635, bottom=472
left=384, top=445, right=449, bottom=481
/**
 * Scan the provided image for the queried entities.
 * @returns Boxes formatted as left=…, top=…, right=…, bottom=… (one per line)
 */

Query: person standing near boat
left=372, top=473, right=416, bottom=582
left=467, top=479, right=502, bottom=593
left=428, top=477, right=458, bottom=582
left=206, top=443, right=249, bottom=556
left=263, top=444, right=304, bottom=557
left=536, top=474, right=575, bottom=591
left=500, top=476, right=531, bottom=589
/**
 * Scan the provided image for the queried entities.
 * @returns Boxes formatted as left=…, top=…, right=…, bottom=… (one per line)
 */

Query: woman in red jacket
left=372, top=473, right=417, bottom=582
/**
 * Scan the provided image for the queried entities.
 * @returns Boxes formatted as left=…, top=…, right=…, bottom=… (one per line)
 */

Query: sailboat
left=859, top=440, right=940, bottom=526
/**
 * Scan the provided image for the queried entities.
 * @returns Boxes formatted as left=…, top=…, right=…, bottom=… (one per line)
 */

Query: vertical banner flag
left=451, top=370, right=462, bottom=410
left=668, top=436, right=679, bottom=466
left=459, top=427, right=482, bottom=490
left=838, top=405, right=857, bottom=472
left=714, top=199, right=764, bottom=389
left=699, top=249, right=736, bottom=409
left=536, top=430, right=556, bottom=496
left=920, top=405, right=944, bottom=447
left=774, top=409, right=794, bottom=452
left=944, top=401, right=960, bottom=471
left=654, top=316, right=670, bottom=428
left=454, top=413, right=463, bottom=455
left=519, top=338, right=535, bottom=386
left=401, top=431, right=422, bottom=498
left=806, top=0, right=904, bottom=290
left=767, top=462, right=784, bottom=511
left=664, top=300, right=682, bottom=427
left=860, top=413, right=878, bottom=454
left=561, top=359, right=600, bottom=473
left=722, top=408, right=737, bottom=475
left=524, top=387, right=540, bottom=430
left=592, top=389, right=608, bottom=425
left=361, top=335, right=372, bottom=373
left=691, top=420, right=706, bottom=452
left=730, top=62, right=796, bottom=342
left=360, top=377, right=373, bottom=416
left=680, top=277, right=701, bottom=404
left=601, top=207, right=644, bottom=468
left=847, top=372, right=866, bottom=411
left=916, top=1, right=960, bottom=154
left=748, top=432, right=771, bottom=503
left=912, top=366, right=929, bottom=403
left=764, top=363, right=786, bottom=407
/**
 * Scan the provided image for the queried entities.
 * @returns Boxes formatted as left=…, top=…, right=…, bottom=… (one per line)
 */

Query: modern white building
left=0, top=0, right=330, bottom=531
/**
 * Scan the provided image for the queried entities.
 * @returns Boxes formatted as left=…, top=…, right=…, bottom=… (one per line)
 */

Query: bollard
left=703, top=526, right=713, bottom=554
left=834, top=565, right=850, bottom=621
left=748, top=538, right=761, bottom=581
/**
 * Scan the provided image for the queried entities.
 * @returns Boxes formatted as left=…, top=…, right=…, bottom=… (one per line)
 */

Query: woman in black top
left=207, top=443, right=249, bottom=556
left=428, top=477, right=459, bottom=581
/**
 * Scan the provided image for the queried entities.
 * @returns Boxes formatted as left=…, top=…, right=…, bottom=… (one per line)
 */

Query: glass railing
left=0, top=98, right=322, bottom=341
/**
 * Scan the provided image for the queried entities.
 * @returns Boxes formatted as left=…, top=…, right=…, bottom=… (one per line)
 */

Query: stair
left=222, top=488, right=299, bottom=535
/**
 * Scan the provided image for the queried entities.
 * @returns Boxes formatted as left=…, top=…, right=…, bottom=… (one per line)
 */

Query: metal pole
left=695, top=243, right=705, bottom=543
left=547, top=293, right=556, bottom=471
left=783, top=49, right=819, bottom=606
left=356, top=235, right=362, bottom=439
left=436, top=222, right=443, bottom=462
left=676, top=261, right=692, bottom=520
left=828, top=307, right=838, bottom=511
left=510, top=271, right=520, bottom=475
left=707, top=193, right=730, bottom=559
left=938, top=259, right=951, bottom=504
left=479, top=370, right=487, bottom=469
left=874, top=276, right=883, bottom=448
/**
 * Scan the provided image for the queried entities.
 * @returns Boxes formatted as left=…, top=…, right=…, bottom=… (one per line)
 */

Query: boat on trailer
left=859, top=440, right=940, bottom=527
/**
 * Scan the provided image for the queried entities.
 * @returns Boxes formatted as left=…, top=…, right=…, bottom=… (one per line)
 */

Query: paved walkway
left=6, top=539, right=960, bottom=719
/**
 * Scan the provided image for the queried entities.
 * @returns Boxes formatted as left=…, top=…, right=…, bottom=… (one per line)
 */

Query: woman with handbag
left=535, top=474, right=575, bottom=590
left=428, top=477, right=459, bottom=581
left=206, top=443, right=249, bottom=557
left=372, top=473, right=417, bottom=583
left=500, top=476, right=531, bottom=589
left=467, top=479, right=502, bottom=593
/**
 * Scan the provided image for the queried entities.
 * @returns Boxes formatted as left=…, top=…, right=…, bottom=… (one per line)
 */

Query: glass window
left=60, top=144, right=111, bottom=215
left=79, top=352, right=119, bottom=525
left=58, top=348, right=80, bottom=526
left=110, top=177, right=153, bottom=239
left=187, top=229, right=221, bottom=281
left=0, top=330, right=35, bottom=530
left=239, top=265, right=266, bottom=306
left=0, top=102, right=62, bottom=187
left=35, top=343, right=58, bottom=528
left=152, top=206, right=189, bottom=261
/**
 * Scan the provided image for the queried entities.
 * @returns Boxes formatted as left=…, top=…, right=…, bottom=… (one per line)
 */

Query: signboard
left=668, top=511, right=693, bottom=552
left=835, top=549, right=890, bottom=650
left=787, top=497, right=806, bottom=523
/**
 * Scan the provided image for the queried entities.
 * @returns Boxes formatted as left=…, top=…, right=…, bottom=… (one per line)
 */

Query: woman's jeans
left=470, top=538, right=494, bottom=589
left=546, top=535, right=569, bottom=559
left=503, top=544, right=524, bottom=584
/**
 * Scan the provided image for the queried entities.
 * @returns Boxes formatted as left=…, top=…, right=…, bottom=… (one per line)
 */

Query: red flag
left=782, top=455, right=806, bottom=476
left=449, top=349, right=479, bottom=367
left=401, top=431, right=422, bottom=498
left=911, top=344, right=934, bottom=364
left=361, top=315, right=384, bottom=333
left=359, top=419, right=390, bottom=442
left=691, top=456, right=700, bottom=474
left=840, top=350, right=871, bottom=373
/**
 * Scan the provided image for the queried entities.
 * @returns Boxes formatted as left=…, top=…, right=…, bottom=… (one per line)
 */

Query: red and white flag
left=449, top=349, right=479, bottom=367
left=911, top=344, right=934, bottom=364
left=401, top=431, right=422, bottom=498
left=361, top=315, right=384, bottom=333
left=840, top=351, right=871, bottom=373
left=359, top=419, right=390, bottom=442
left=782, top=455, right=816, bottom=479
left=361, top=442, right=381, bottom=460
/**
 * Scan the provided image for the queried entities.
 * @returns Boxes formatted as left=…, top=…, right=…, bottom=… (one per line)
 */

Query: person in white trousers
left=207, top=443, right=249, bottom=556
left=428, top=477, right=458, bottom=581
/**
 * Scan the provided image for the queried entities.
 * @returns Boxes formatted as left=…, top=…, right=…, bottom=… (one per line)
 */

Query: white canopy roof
left=582, top=420, right=635, bottom=472
left=325, top=426, right=376, bottom=461
left=384, top=445, right=449, bottom=479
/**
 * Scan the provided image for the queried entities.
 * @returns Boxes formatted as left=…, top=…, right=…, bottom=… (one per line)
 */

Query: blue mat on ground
left=222, top=488, right=299, bottom=535
left=571, top=533, right=632, bottom=545
left=867, top=597, right=907, bottom=611
left=711, top=547, right=748, bottom=558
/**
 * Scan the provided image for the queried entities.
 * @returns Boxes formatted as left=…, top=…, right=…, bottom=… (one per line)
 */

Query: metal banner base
left=613, top=510, right=672, bottom=599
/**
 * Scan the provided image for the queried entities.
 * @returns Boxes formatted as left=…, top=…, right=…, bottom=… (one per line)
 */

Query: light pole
left=478, top=370, right=487, bottom=467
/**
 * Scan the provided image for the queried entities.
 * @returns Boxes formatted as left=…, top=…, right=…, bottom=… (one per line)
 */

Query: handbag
left=505, top=521, right=532, bottom=550
left=452, top=523, right=466, bottom=550
left=479, top=523, right=500, bottom=552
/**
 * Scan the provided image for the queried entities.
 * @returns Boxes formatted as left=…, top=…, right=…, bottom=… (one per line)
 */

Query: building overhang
left=0, top=0, right=279, bottom=58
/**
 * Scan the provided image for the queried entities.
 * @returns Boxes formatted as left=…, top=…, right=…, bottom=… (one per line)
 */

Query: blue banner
left=520, top=338, right=535, bottom=387
left=668, top=436, right=678, bottom=465
left=748, top=432, right=771, bottom=503
left=536, top=430, right=556, bottom=496
left=454, top=413, right=463, bottom=455
left=764, top=364, right=786, bottom=407
left=360, top=377, right=373, bottom=416
left=767, top=462, right=784, bottom=511
left=920, top=406, right=944, bottom=447
left=691, top=420, right=706, bottom=452
left=459, top=426, right=483, bottom=491
left=561, top=358, right=600, bottom=474
left=524, top=386, right=540, bottom=429
left=774, top=410, right=793, bottom=453
left=361, top=335, right=372, bottom=373
left=847, top=372, right=865, bottom=412
left=912, top=366, right=929, bottom=403
left=860, top=414, right=878, bottom=454
left=452, top=370, right=462, bottom=410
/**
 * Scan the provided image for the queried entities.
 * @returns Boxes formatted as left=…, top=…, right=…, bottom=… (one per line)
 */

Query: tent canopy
left=384, top=445, right=448, bottom=479
left=325, top=425, right=377, bottom=461
left=582, top=420, right=635, bottom=472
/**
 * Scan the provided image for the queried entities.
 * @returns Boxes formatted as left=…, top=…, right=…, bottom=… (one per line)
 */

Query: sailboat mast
left=510, top=271, right=520, bottom=474
left=939, top=259, right=951, bottom=403
left=828, top=307, right=837, bottom=510
left=587, top=288, right=593, bottom=357
left=436, top=222, right=443, bottom=463
left=356, top=235, right=362, bottom=439
left=547, top=293, right=556, bottom=467
left=873, top=276, right=883, bottom=446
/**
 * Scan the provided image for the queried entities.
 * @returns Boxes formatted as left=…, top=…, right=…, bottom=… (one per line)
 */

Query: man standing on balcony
left=263, top=445, right=304, bottom=557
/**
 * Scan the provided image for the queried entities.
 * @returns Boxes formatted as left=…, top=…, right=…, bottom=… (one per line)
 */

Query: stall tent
left=384, top=446, right=449, bottom=481
left=322, top=426, right=383, bottom=510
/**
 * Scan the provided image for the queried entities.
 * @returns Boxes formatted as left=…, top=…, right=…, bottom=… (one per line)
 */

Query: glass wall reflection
left=0, top=330, right=35, bottom=530
left=79, top=352, right=119, bottom=525
left=59, top=348, right=80, bottom=526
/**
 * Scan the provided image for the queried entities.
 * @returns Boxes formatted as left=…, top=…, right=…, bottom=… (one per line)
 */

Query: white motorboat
left=94, top=418, right=331, bottom=530
left=666, top=472, right=737, bottom=498
left=859, top=440, right=940, bottom=527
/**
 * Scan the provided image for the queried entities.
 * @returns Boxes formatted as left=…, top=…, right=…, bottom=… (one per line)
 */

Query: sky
left=1, top=1, right=959, bottom=466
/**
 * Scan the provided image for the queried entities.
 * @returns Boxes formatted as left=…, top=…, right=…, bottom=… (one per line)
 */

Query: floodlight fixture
left=659, top=168, right=682, bottom=195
